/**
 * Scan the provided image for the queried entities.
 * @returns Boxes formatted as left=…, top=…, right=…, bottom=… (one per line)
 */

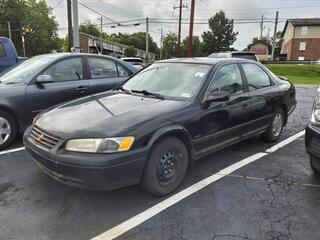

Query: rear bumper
left=23, top=127, right=148, bottom=190
left=305, top=123, right=320, bottom=161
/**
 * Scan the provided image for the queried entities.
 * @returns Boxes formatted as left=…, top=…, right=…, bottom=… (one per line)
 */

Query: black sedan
left=305, top=87, right=320, bottom=174
left=0, top=53, right=137, bottom=149
left=24, top=58, right=296, bottom=196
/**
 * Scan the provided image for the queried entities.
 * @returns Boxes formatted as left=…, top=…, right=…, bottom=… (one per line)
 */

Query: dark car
left=208, top=52, right=258, bottom=61
left=24, top=58, right=296, bottom=196
left=305, top=87, right=320, bottom=174
left=0, top=53, right=137, bottom=149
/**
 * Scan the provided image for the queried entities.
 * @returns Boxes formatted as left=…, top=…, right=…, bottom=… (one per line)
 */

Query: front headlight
left=311, top=95, right=320, bottom=125
left=65, top=137, right=135, bottom=153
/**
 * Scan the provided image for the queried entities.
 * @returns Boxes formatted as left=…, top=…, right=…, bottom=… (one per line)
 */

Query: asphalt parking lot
left=1, top=85, right=319, bottom=240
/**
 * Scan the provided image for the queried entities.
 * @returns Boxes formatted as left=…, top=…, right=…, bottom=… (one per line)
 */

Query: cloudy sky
left=47, top=0, right=320, bottom=50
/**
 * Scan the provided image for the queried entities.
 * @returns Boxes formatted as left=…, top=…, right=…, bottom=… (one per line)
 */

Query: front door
left=195, top=63, right=251, bottom=156
left=26, top=57, right=89, bottom=119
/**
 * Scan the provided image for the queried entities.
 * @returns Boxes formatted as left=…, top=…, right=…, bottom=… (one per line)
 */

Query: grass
left=265, top=64, right=320, bottom=85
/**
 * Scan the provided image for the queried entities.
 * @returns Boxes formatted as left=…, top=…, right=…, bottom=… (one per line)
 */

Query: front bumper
left=305, top=123, right=320, bottom=161
left=23, top=126, right=148, bottom=190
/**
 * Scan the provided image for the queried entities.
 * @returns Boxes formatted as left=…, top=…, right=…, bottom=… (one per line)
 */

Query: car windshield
left=0, top=55, right=53, bottom=84
left=122, top=63, right=211, bottom=100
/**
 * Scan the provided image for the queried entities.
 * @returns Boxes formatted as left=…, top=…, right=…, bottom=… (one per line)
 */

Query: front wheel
left=0, top=110, right=17, bottom=150
left=141, top=137, right=188, bottom=196
left=261, top=108, right=284, bottom=142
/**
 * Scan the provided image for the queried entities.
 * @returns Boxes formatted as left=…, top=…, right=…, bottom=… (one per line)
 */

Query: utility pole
left=175, top=0, right=187, bottom=57
left=100, top=16, right=103, bottom=54
left=271, top=11, right=279, bottom=60
left=72, top=0, right=80, bottom=52
left=67, top=0, right=73, bottom=51
left=160, top=28, right=163, bottom=60
left=146, top=17, right=149, bottom=63
left=260, top=14, right=264, bottom=40
left=7, top=22, right=12, bottom=39
left=188, top=0, right=195, bottom=57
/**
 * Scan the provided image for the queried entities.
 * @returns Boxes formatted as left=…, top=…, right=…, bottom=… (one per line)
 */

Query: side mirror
left=205, top=91, right=230, bottom=103
left=36, top=75, right=53, bottom=84
left=93, top=68, right=103, bottom=76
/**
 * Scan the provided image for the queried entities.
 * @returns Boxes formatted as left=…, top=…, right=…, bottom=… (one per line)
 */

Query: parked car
left=121, top=57, right=144, bottom=70
left=208, top=51, right=258, bottom=61
left=0, top=53, right=137, bottom=149
left=0, top=37, right=26, bottom=72
left=24, top=58, right=296, bottom=196
left=305, top=87, right=320, bottom=174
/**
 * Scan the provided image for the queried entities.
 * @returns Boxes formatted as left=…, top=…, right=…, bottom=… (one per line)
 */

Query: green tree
left=202, top=11, right=238, bottom=55
left=181, top=36, right=204, bottom=57
left=162, top=32, right=177, bottom=59
left=124, top=45, right=137, bottom=57
left=79, top=20, right=100, bottom=37
left=107, top=32, right=159, bottom=55
left=0, top=0, right=62, bottom=56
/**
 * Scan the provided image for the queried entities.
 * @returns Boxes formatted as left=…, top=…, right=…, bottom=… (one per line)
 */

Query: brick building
left=281, top=18, right=320, bottom=61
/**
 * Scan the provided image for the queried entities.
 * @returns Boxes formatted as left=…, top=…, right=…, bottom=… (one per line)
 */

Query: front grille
left=30, top=126, right=60, bottom=150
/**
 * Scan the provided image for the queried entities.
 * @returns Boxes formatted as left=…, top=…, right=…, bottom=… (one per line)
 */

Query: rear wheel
left=262, top=108, right=284, bottom=142
left=310, top=156, right=320, bottom=175
left=141, top=137, right=188, bottom=196
left=0, top=110, right=17, bottom=150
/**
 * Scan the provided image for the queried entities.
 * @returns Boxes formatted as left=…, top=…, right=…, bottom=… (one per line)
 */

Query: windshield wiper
left=114, top=86, right=131, bottom=94
left=131, top=90, right=164, bottom=99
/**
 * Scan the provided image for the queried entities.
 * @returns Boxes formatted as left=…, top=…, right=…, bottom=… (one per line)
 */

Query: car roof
left=157, top=57, right=252, bottom=65
left=29, top=53, right=138, bottom=73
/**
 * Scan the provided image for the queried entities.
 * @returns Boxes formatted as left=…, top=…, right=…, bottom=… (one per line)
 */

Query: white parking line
left=91, top=130, right=305, bottom=240
left=0, top=147, right=25, bottom=156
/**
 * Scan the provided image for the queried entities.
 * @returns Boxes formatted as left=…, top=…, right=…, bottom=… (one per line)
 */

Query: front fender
left=147, top=124, right=196, bottom=161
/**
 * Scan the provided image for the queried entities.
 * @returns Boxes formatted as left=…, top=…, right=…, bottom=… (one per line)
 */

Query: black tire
left=310, top=156, right=320, bottom=175
left=262, top=108, right=285, bottom=142
left=0, top=110, right=17, bottom=150
left=141, top=137, right=188, bottom=196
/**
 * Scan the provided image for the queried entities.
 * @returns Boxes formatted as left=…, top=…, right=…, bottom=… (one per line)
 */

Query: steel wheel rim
left=272, top=113, right=283, bottom=137
left=0, top=117, right=11, bottom=145
left=157, top=151, right=178, bottom=185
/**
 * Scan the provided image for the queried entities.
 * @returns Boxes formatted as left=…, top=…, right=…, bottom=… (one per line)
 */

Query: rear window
left=0, top=42, right=6, bottom=57
left=232, top=53, right=257, bottom=61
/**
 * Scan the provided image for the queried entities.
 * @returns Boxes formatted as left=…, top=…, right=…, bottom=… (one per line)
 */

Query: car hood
left=36, top=92, right=187, bottom=138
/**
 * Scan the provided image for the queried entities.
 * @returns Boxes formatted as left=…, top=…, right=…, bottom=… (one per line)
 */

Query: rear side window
left=242, top=63, right=271, bottom=90
left=0, top=42, right=6, bottom=57
left=44, top=58, right=83, bottom=82
left=117, top=63, right=130, bottom=77
left=208, top=64, right=244, bottom=95
left=88, top=58, right=118, bottom=79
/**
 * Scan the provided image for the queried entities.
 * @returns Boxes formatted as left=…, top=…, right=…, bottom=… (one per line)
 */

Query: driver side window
left=208, top=64, right=244, bottom=95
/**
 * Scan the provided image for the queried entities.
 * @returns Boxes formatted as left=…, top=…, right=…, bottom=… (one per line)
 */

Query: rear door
left=240, top=62, right=280, bottom=132
left=25, top=56, right=89, bottom=118
left=86, top=57, right=131, bottom=94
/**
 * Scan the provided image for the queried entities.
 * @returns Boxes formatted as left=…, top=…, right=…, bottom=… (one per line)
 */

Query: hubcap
left=157, top=151, right=178, bottom=184
left=272, top=113, right=283, bottom=137
left=0, top=117, right=11, bottom=145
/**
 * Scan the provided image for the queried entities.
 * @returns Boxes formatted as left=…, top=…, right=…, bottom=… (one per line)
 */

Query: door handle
left=76, top=86, right=87, bottom=94
left=242, top=103, right=249, bottom=108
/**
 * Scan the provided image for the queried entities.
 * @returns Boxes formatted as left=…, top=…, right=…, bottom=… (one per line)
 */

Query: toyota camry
left=24, top=58, right=296, bottom=196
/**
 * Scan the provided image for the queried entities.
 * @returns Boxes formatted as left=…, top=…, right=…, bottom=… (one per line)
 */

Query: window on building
left=298, top=56, right=305, bottom=61
left=301, top=26, right=308, bottom=36
left=299, top=42, right=306, bottom=51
